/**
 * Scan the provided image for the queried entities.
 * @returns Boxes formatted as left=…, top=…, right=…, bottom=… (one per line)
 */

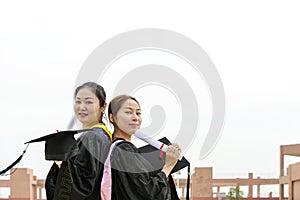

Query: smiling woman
left=74, top=83, right=106, bottom=128
left=109, top=95, right=142, bottom=141
left=107, top=95, right=181, bottom=200
left=45, top=82, right=112, bottom=200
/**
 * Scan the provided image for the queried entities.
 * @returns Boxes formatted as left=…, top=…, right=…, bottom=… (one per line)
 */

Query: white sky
left=1, top=0, right=300, bottom=196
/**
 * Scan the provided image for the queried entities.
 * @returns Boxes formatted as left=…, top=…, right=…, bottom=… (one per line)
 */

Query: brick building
left=1, top=143, right=300, bottom=200
left=0, top=168, right=44, bottom=200
left=0, top=167, right=280, bottom=200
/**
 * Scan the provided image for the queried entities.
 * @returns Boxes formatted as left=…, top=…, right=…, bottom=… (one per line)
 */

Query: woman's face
left=74, top=87, right=101, bottom=128
left=113, top=99, right=142, bottom=139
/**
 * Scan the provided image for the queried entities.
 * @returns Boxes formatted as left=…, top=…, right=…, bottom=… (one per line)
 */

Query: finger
left=177, top=147, right=182, bottom=152
left=173, top=143, right=179, bottom=147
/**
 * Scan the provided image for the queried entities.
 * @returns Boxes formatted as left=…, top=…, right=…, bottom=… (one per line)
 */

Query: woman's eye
left=125, top=111, right=131, bottom=114
left=75, top=101, right=81, bottom=104
left=86, top=101, right=93, bottom=104
left=136, top=112, right=141, bottom=116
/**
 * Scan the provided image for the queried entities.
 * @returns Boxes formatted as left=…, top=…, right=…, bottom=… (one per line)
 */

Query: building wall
left=293, top=181, right=300, bottom=200
left=191, top=167, right=213, bottom=197
left=9, top=169, right=34, bottom=199
left=0, top=166, right=290, bottom=200
left=289, top=162, right=300, bottom=200
left=0, top=168, right=44, bottom=200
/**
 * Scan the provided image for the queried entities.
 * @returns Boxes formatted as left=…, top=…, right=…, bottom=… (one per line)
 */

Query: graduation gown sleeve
left=111, top=141, right=171, bottom=200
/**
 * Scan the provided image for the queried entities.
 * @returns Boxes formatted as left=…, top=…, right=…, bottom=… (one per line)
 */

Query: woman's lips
left=79, top=113, right=88, bottom=117
left=129, top=124, right=139, bottom=128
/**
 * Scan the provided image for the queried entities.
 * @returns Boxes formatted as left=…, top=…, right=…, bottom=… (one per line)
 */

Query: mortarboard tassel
left=0, top=144, right=29, bottom=176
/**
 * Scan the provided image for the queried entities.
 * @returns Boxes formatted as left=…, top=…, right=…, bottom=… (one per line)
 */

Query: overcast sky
left=1, top=0, right=300, bottom=196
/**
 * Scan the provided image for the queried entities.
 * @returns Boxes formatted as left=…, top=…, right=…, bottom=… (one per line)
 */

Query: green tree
left=226, top=186, right=244, bottom=200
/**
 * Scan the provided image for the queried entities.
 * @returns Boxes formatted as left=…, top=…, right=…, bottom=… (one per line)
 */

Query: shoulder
left=90, top=123, right=112, bottom=141
left=79, top=128, right=110, bottom=142
left=92, top=127, right=112, bottom=141
left=110, top=140, right=155, bottom=173
left=113, top=140, right=139, bottom=153
left=76, top=129, right=111, bottom=152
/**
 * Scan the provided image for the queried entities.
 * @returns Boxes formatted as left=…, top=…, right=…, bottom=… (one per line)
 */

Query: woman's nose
left=132, top=113, right=140, bottom=121
left=79, top=104, right=86, bottom=110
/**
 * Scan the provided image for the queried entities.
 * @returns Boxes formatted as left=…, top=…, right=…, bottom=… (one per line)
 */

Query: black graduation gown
left=111, top=140, right=172, bottom=200
left=45, top=128, right=111, bottom=200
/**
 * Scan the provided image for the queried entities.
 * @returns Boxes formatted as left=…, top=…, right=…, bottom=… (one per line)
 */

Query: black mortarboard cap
left=138, top=137, right=190, bottom=174
left=138, top=137, right=190, bottom=200
left=25, top=129, right=88, bottom=161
